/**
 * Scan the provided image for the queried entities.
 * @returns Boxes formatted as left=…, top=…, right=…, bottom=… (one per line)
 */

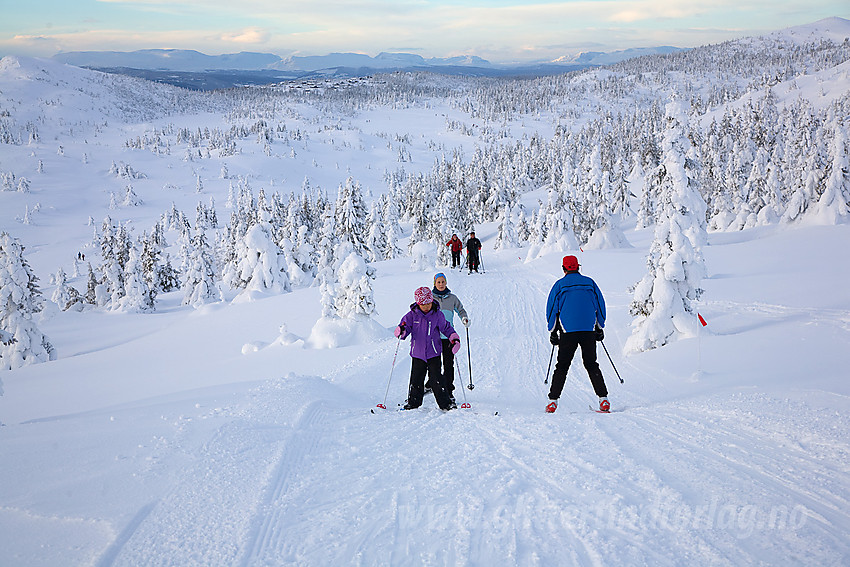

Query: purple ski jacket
left=397, top=301, right=459, bottom=361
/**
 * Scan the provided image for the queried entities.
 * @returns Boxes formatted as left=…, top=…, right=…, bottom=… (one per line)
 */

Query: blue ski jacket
left=546, top=272, right=606, bottom=333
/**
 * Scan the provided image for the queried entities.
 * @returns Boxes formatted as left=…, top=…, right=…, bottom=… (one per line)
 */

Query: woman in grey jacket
left=428, top=273, right=469, bottom=402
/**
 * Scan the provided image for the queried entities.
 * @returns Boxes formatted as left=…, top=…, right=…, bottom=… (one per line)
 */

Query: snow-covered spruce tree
left=308, top=238, right=384, bottom=349
left=289, top=224, right=317, bottom=285
left=406, top=173, right=436, bottom=253
left=365, top=202, right=387, bottom=263
left=0, top=232, right=56, bottom=370
left=182, top=230, right=219, bottom=308
left=538, top=183, right=579, bottom=257
left=98, top=218, right=127, bottom=308
left=610, top=157, right=632, bottom=221
left=335, top=176, right=368, bottom=255
left=119, top=244, right=156, bottom=313
left=314, top=202, right=338, bottom=306
left=157, top=254, right=181, bottom=293
left=51, top=267, right=72, bottom=309
left=626, top=99, right=707, bottom=353
left=84, top=263, right=98, bottom=306
left=809, top=121, right=850, bottom=224
left=332, top=241, right=377, bottom=320
left=524, top=208, right=547, bottom=262
left=494, top=203, right=520, bottom=250
left=381, top=195, right=403, bottom=260
left=223, top=214, right=290, bottom=298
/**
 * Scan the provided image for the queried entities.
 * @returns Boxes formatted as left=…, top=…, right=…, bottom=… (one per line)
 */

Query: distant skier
left=466, top=231, right=482, bottom=273
left=545, top=255, right=609, bottom=413
left=395, top=286, right=461, bottom=410
left=446, top=234, right=463, bottom=268
left=426, top=273, right=469, bottom=403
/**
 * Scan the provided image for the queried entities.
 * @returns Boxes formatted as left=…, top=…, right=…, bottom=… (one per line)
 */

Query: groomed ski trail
left=97, top=250, right=850, bottom=566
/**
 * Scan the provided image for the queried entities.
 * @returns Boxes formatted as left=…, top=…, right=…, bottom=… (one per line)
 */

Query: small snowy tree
left=0, top=232, right=56, bottom=370
left=224, top=220, right=290, bottom=298
left=364, top=202, right=387, bottom=263
left=182, top=231, right=219, bottom=308
left=333, top=242, right=377, bottom=320
left=119, top=245, right=156, bottom=313
left=51, top=267, right=73, bottom=309
left=335, top=177, right=368, bottom=254
left=626, top=99, right=707, bottom=353
left=538, top=185, right=579, bottom=257
left=809, top=123, right=850, bottom=224
left=381, top=196, right=403, bottom=260
left=494, top=204, right=520, bottom=250
left=410, top=240, right=437, bottom=271
left=307, top=240, right=385, bottom=349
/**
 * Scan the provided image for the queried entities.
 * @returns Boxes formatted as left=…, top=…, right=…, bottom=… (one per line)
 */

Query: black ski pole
left=544, top=343, right=555, bottom=384
left=454, top=356, right=471, bottom=408
left=600, top=339, right=624, bottom=384
left=466, top=326, right=474, bottom=390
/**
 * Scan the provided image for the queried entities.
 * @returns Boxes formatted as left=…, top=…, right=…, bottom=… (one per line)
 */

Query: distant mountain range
left=47, top=17, right=850, bottom=89
left=52, top=47, right=687, bottom=74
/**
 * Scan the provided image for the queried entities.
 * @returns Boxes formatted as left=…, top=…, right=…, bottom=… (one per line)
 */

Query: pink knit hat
left=414, top=286, right=433, bottom=305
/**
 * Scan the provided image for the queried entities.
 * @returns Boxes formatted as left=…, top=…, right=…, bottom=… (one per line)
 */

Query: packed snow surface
left=1, top=223, right=849, bottom=566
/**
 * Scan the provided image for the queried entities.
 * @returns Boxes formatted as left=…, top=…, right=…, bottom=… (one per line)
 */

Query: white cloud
left=221, top=28, right=269, bottom=45
left=5, top=0, right=848, bottom=61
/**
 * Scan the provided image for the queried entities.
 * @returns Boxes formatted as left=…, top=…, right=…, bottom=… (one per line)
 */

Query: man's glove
left=594, top=324, right=604, bottom=342
left=462, top=317, right=470, bottom=327
left=549, top=330, right=559, bottom=345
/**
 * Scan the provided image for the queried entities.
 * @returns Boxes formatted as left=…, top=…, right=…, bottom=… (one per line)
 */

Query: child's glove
left=449, top=332, right=461, bottom=354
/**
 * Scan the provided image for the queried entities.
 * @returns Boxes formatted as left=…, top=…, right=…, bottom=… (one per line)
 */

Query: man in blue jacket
left=545, top=255, right=609, bottom=413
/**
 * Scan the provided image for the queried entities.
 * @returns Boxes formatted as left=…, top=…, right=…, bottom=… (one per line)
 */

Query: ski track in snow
left=90, top=252, right=850, bottom=566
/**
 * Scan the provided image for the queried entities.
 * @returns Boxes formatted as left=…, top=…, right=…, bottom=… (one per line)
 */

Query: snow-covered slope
left=1, top=21, right=850, bottom=566
left=766, top=16, right=850, bottom=45
left=1, top=222, right=849, bottom=566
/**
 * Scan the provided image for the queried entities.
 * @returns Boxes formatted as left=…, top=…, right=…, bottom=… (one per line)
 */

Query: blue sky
left=2, top=0, right=849, bottom=62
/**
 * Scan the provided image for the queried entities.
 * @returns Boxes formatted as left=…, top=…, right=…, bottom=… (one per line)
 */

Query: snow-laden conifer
left=182, top=230, right=219, bottom=308
left=119, top=244, right=155, bottom=312
left=335, top=176, right=368, bottom=255
left=810, top=122, right=850, bottom=224
left=381, top=195, right=403, bottom=260
left=50, top=267, right=73, bottom=310
left=494, top=203, right=520, bottom=250
left=0, top=232, right=55, bottom=370
left=626, top=99, right=707, bottom=353
left=224, top=216, right=290, bottom=298
left=332, top=241, right=376, bottom=320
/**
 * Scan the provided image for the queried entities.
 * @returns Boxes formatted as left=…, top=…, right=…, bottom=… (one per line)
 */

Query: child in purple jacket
left=395, top=286, right=461, bottom=410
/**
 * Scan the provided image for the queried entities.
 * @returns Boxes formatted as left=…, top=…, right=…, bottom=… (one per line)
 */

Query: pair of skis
left=371, top=404, right=492, bottom=415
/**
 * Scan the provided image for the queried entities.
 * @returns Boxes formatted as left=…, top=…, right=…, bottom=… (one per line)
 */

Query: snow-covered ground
left=2, top=220, right=849, bottom=566
left=2, top=27, right=850, bottom=565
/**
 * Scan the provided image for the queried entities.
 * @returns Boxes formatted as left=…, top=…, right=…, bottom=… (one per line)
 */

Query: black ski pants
left=440, top=338, right=456, bottom=395
left=408, top=356, right=453, bottom=409
left=467, top=250, right=480, bottom=272
left=451, top=250, right=461, bottom=268
left=548, top=330, right=608, bottom=400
